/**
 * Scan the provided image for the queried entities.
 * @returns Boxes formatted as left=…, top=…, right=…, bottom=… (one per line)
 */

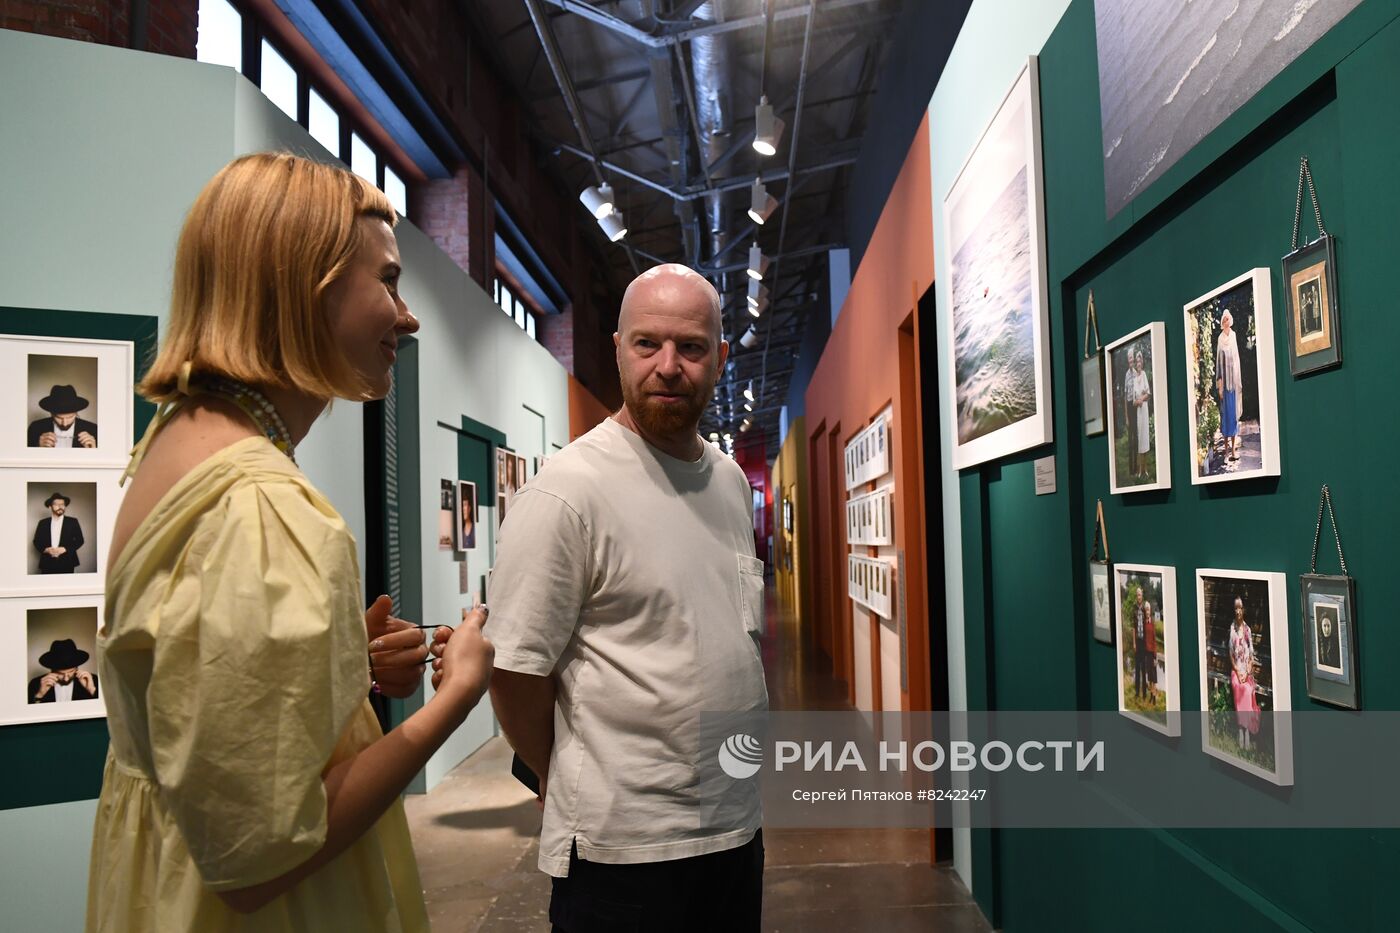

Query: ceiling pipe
left=758, top=0, right=817, bottom=414
left=521, top=0, right=641, bottom=273
left=549, top=141, right=857, bottom=201
left=540, top=0, right=878, bottom=47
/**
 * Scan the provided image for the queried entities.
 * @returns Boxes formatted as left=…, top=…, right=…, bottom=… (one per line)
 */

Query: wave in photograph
left=952, top=167, right=1036, bottom=445
left=1096, top=0, right=1361, bottom=219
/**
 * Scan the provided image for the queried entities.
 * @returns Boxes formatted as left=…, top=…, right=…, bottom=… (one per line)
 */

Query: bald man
left=488, top=265, right=768, bottom=931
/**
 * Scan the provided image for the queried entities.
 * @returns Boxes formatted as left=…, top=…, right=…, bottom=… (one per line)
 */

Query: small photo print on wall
left=1183, top=269, right=1281, bottom=484
left=439, top=479, right=456, bottom=551
left=457, top=480, right=477, bottom=553
left=1113, top=563, right=1179, bottom=735
left=27, top=482, right=97, bottom=577
left=1300, top=573, right=1359, bottom=709
left=0, top=596, right=105, bottom=725
left=1196, top=570, right=1292, bottom=785
left=0, top=334, right=134, bottom=466
left=28, top=356, right=99, bottom=451
left=1090, top=560, right=1113, bottom=644
left=1283, top=233, right=1342, bottom=375
left=1104, top=322, right=1171, bottom=493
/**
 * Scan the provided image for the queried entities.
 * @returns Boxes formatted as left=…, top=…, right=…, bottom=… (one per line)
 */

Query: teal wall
left=954, top=0, right=1400, bottom=928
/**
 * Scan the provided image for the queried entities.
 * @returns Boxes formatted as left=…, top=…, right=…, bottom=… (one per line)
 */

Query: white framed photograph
left=0, top=334, right=135, bottom=467
left=1113, top=563, right=1180, bottom=736
left=1196, top=569, right=1293, bottom=786
left=0, top=594, right=105, bottom=725
left=0, top=469, right=124, bottom=596
left=1182, top=269, right=1281, bottom=484
left=945, top=57, right=1053, bottom=469
left=1104, top=322, right=1171, bottom=494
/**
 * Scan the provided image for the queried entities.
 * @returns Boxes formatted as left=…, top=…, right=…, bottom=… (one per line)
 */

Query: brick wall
left=0, top=0, right=197, bottom=58
left=355, top=0, right=623, bottom=409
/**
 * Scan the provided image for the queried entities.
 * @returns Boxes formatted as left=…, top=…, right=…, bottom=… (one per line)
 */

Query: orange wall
left=567, top=374, right=612, bottom=441
left=803, top=113, right=935, bottom=713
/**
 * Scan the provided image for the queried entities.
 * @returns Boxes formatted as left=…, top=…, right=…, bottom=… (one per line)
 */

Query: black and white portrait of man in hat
left=33, top=491, right=85, bottom=574
left=27, top=384, right=98, bottom=449
left=29, top=637, right=99, bottom=703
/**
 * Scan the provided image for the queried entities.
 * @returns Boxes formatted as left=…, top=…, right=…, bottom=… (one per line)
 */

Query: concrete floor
left=404, top=590, right=992, bottom=932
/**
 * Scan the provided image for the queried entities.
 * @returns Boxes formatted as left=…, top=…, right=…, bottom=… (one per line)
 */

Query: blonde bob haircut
left=139, top=151, right=398, bottom=403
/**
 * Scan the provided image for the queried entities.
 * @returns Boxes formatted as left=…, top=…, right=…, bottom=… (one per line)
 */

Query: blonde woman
left=1215, top=309, right=1243, bottom=462
left=87, top=153, right=493, bottom=931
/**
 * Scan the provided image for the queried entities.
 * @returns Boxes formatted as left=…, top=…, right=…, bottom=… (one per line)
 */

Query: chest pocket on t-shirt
left=737, top=554, right=765, bottom=637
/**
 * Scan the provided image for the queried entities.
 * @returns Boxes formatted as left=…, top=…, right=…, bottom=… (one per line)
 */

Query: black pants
left=550, top=830, right=764, bottom=933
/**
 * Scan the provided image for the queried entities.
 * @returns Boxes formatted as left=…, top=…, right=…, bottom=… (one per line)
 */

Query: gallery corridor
left=405, top=590, right=989, bottom=931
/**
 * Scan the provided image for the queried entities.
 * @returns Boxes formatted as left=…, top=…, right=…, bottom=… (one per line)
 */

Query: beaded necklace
left=202, top=378, right=297, bottom=463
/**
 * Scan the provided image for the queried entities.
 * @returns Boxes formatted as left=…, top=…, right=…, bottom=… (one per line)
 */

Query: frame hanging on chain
left=1301, top=484, right=1359, bottom=708
left=1082, top=290, right=1106, bottom=436
left=1282, top=156, right=1343, bottom=376
left=1088, top=499, right=1113, bottom=644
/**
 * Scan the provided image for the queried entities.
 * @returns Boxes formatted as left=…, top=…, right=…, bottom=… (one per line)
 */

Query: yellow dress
left=86, top=435, right=429, bottom=932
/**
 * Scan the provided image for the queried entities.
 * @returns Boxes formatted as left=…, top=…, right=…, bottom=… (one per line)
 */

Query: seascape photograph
left=951, top=165, right=1036, bottom=447
left=1095, top=0, right=1363, bottom=218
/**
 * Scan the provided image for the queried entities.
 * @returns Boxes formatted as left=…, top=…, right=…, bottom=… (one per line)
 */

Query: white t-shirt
left=489, top=416, right=768, bottom=877
left=54, top=680, right=74, bottom=702
left=49, top=515, right=64, bottom=549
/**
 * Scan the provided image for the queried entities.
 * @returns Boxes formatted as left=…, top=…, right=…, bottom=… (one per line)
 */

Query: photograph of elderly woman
left=1110, top=335, right=1156, bottom=487
left=1186, top=280, right=1263, bottom=477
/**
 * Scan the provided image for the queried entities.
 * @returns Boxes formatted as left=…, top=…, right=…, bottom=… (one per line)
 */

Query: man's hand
left=77, top=670, right=95, bottom=693
left=77, top=431, right=96, bottom=449
left=366, top=595, right=429, bottom=699
left=33, top=673, right=58, bottom=700
left=38, top=432, right=56, bottom=448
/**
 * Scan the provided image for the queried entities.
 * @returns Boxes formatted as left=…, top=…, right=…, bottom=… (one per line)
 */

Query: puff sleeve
left=145, top=479, right=368, bottom=891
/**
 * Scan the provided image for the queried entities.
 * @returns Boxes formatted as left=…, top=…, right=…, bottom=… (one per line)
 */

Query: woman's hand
left=366, top=595, right=429, bottom=699
left=429, top=606, right=493, bottom=708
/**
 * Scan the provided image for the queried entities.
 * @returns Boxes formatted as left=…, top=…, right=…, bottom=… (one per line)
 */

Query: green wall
left=959, top=0, right=1399, bottom=928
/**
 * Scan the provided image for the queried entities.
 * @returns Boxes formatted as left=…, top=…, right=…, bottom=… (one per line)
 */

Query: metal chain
left=1310, top=484, right=1348, bottom=575
left=1292, top=157, right=1328, bottom=250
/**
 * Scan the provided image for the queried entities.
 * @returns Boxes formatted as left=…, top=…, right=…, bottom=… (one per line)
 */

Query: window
left=384, top=166, right=408, bottom=217
left=307, top=88, right=340, bottom=157
left=196, top=0, right=242, bottom=72
left=494, top=278, right=543, bottom=344
left=260, top=40, right=298, bottom=121
left=350, top=133, right=377, bottom=187
left=203, top=2, right=420, bottom=222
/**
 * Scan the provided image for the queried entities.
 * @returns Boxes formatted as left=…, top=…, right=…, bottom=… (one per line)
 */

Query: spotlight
left=747, top=243, right=769, bottom=281
left=752, top=96, right=785, bottom=157
left=747, top=279, right=769, bottom=306
left=747, top=297, right=767, bottom=318
left=579, top=183, right=615, bottom=219
left=739, top=325, right=760, bottom=349
left=743, top=380, right=755, bottom=403
left=709, top=431, right=720, bottom=442
left=748, top=179, right=777, bottom=225
left=743, top=401, right=753, bottom=412
left=740, top=417, right=753, bottom=432
left=599, top=210, right=627, bottom=243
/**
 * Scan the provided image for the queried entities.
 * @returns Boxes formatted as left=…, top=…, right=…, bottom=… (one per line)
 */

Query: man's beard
left=621, top=378, right=708, bottom=438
